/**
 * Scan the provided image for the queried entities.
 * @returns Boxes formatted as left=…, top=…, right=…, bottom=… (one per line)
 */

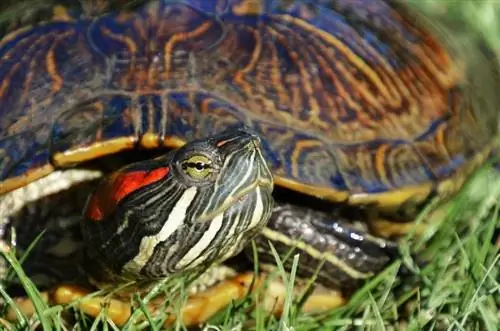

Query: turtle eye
left=181, top=154, right=213, bottom=180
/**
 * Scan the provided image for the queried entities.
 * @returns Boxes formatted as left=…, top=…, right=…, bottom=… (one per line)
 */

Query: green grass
left=1, top=0, right=500, bottom=330
left=1, top=164, right=499, bottom=330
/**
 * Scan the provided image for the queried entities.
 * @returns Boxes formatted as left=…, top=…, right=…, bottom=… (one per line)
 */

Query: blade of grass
left=1, top=249, right=51, bottom=329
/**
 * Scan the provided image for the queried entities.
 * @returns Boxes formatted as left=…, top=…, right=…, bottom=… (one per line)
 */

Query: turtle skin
left=0, top=0, right=499, bottom=328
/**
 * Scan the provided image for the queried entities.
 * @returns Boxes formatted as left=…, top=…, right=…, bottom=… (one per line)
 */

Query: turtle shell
left=0, top=0, right=498, bottom=210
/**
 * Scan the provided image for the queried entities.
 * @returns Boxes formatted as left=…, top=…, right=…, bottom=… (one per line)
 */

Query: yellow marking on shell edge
left=261, top=227, right=371, bottom=279
left=369, top=218, right=428, bottom=238
left=0, top=164, right=54, bottom=195
left=52, top=5, right=74, bottom=22
left=278, top=140, right=494, bottom=212
left=232, top=0, right=264, bottom=15
left=291, top=140, right=323, bottom=179
left=140, top=132, right=160, bottom=149
left=349, top=183, right=433, bottom=209
left=52, top=137, right=137, bottom=166
left=163, top=136, right=187, bottom=149
left=274, top=176, right=349, bottom=202
left=51, top=134, right=189, bottom=168
left=275, top=162, right=471, bottom=210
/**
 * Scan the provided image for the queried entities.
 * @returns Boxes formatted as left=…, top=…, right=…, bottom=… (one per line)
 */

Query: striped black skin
left=81, top=128, right=274, bottom=283
left=252, top=198, right=399, bottom=294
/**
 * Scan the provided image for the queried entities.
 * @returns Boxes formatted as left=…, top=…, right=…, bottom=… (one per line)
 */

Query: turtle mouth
left=198, top=158, right=273, bottom=224
left=196, top=176, right=273, bottom=223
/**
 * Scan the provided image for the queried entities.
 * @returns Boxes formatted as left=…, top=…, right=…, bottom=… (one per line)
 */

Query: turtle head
left=81, top=128, right=274, bottom=282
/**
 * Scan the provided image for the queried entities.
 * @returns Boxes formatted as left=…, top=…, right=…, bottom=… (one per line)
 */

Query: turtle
left=0, top=0, right=499, bottom=328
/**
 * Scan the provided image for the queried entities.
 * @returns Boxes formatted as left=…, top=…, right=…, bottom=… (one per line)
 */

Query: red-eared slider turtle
left=0, top=0, right=498, bottom=327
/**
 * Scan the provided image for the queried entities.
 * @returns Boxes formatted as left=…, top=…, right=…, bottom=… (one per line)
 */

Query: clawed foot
left=4, top=272, right=347, bottom=327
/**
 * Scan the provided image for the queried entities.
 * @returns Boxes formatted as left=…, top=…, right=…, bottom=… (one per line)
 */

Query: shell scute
left=0, top=0, right=498, bottom=201
left=0, top=129, right=50, bottom=179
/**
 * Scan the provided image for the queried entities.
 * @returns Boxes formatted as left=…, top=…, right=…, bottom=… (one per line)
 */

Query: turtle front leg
left=162, top=271, right=346, bottom=327
left=252, top=202, right=400, bottom=294
left=4, top=285, right=133, bottom=327
left=5, top=271, right=344, bottom=328
left=63, top=271, right=344, bottom=327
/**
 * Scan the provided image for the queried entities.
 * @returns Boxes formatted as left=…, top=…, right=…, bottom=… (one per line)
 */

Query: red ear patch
left=85, top=167, right=170, bottom=222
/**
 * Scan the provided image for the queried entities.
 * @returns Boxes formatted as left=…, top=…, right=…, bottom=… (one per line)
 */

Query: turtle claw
left=53, top=285, right=132, bottom=326
left=164, top=272, right=346, bottom=327
left=5, top=285, right=132, bottom=327
left=50, top=275, right=255, bottom=327
left=5, top=292, right=50, bottom=322
left=5, top=272, right=347, bottom=327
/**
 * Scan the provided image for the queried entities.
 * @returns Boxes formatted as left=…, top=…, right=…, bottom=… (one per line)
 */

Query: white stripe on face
left=122, top=186, right=198, bottom=275
left=219, top=187, right=264, bottom=262
left=176, top=211, right=224, bottom=269
left=248, top=187, right=263, bottom=230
